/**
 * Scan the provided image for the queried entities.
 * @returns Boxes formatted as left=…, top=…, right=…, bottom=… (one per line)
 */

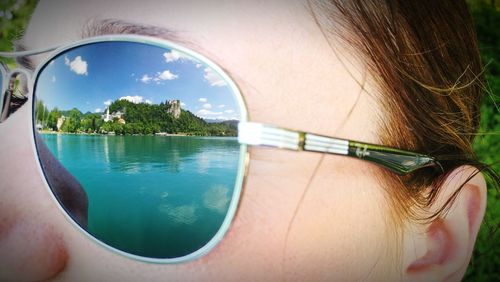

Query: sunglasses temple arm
left=238, top=122, right=441, bottom=175
left=345, top=142, right=442, bottom=175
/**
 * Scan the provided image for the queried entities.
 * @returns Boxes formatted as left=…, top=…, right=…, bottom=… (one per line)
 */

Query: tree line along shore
left=35, top=99, right=238, bottom=136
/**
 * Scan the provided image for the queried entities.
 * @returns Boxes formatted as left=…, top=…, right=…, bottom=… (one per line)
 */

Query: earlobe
left=404, top=166, right=487, bottom=281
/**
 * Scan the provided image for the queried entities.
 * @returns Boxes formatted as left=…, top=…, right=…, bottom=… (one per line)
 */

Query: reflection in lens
left=33, top=40, right=244, bottom=259
left=2, top=73, right=28, bottom=120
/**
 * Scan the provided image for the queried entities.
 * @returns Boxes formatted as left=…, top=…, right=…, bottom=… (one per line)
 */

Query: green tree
left=60, top=108, right=82, bottom=133
left=47, top=108, right=61, bottom=131
left=35, top=99, right=49, bottom=129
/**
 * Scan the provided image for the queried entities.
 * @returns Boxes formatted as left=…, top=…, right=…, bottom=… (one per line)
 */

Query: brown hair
left=309, top=0, right=499, bottom=224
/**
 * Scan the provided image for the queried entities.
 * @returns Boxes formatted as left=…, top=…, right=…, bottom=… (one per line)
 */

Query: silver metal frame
left=0, top=45, right=58, bottom=58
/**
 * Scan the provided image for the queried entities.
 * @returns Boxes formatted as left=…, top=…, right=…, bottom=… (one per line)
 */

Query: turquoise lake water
left=41, top=134, right=241, bottom=258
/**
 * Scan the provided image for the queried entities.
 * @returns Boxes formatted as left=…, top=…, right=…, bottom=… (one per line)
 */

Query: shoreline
left=37, top=130, right=234, bottom=138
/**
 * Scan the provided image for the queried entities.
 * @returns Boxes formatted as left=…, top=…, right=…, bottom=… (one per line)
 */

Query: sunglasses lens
left=33, top=40, right=245, bottom=260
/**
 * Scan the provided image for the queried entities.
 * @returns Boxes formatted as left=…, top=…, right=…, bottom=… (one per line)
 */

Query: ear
left=403, top=166, right=487, bottom=282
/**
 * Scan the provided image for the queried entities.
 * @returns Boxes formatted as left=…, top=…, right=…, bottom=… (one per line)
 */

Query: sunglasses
left=0, top=35, right=441, bottom=263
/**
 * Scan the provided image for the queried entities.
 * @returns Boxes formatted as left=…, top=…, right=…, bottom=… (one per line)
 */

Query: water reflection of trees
left=44, top=134, right=240, bottom=179
left=103, top=136, right=240, bottom=174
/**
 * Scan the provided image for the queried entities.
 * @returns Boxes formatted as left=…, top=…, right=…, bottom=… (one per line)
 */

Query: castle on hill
left=166, top=99, right=181, bottom=118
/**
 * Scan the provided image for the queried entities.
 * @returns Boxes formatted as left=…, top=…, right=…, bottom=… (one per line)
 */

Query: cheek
left=0, top=217, right=68, bottom=281
left=0, top=105, right=69, bottom=281
left=283, top=156, right=394, bottom=280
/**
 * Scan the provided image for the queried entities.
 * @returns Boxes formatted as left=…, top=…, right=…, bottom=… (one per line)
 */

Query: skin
left=0, top=1, right=487, bottom=281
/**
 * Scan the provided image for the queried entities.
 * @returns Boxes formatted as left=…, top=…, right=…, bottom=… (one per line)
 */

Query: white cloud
left=94, top=108, right=102, bottom=113
left=52, top=76, right=56, bottom=83
left=119, top=95, right=145, bottom=104
left=145, top=99, right=152, bottom=104
left=224, top=109, right=234, bottom=114
left=204, top=67, right=226, bottom=87
left=140, top=74, right=152, bottom=84
left=163, top=50, right=193, bottom=63
left=140, top=70, right=178, bottom=84
left=198, top=97, right=207, bottom=103
left=196, top=109, right=223, bottom=116
left=65, top=56, right=88, bottom=75
left=203, top=103, right=212, bottom=109
left=195, top=63, right=202, bottom=69
left=104, top=99, right=113, bottom=106
left=180, top=102, right=186, bottom=107
left=218, top=104, right=225, bottom=108
left=157, top=70, right=178, bottom=80
left=49, top=60, right=54, bottom=66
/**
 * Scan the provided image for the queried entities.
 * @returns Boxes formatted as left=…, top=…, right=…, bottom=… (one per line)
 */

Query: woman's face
left=0, top=0, right=399, bottom=280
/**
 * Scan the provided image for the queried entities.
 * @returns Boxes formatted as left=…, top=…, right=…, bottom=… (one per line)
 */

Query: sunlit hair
left=309, top=0, right=499, bottom=224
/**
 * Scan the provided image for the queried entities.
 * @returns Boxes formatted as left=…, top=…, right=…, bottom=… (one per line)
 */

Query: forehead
left=23, top=0, right=376, bottom=136
left=25, top=0, right=313, bottom=55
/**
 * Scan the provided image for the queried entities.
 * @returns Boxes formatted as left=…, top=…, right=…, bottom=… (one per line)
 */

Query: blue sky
left=36, top=41, right=241, bottom=121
